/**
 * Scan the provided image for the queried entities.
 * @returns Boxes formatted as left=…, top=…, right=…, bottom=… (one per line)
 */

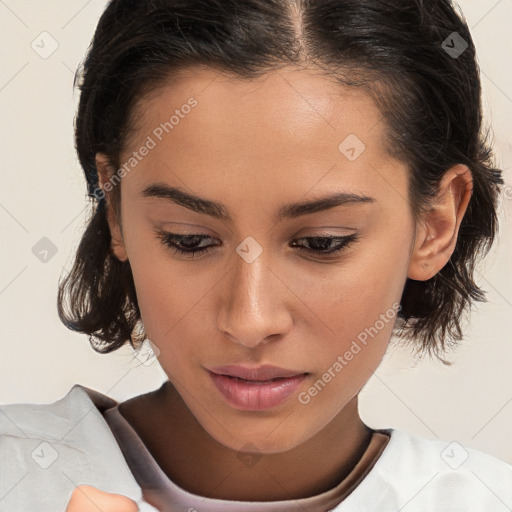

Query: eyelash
left=155, top=230, right=359, bottom=260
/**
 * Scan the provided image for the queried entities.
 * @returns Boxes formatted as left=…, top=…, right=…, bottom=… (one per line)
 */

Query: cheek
left=129, top=261, right=195, bottom=341
left=121, top=225, right=181, bottom=337
left=296, top=273, right=402, bottom=419
left=119, top=208, right=193, bottom=336
left=125, top=239, right=220, bottom=356
left=315, top=238, right=406, bottom=315
left=295, top=233, right=408, bottom=376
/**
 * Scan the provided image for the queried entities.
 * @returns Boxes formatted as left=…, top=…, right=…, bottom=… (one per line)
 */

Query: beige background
left=0, top=0, right=511, bottom=464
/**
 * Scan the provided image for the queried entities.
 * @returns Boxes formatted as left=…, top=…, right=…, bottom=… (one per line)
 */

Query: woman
left=1, top=0, right=511, bottom=511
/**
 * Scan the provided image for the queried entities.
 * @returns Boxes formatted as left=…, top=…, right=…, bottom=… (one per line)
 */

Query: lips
left=208, top=364, right=305, bottom=381
left=207, top=365, right=308, bottom=411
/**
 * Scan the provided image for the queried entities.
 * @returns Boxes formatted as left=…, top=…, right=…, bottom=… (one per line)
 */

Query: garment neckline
left=104, top=399, right=392, bottom=509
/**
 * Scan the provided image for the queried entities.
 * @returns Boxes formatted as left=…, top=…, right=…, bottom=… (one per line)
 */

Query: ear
left=95, top=153, right=128, bottom=262
left=408, top=164, right=473, bottom=281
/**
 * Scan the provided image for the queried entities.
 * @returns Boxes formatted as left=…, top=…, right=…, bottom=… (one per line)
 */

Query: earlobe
left=95, top=153, right=129, bottom=263
left=407, top=164, right=473, bottom=281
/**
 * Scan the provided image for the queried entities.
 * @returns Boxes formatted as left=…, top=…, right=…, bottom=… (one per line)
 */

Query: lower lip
left=208, top=372, right=307, bottom=411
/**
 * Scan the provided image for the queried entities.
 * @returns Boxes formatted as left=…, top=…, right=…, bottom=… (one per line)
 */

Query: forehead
left=120, top=65, right=407, bottom=213
left=129, top=64, right=384, bottom=153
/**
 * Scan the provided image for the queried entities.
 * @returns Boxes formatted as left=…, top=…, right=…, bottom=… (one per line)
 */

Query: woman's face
left=103, top=65, right=417, bottom=453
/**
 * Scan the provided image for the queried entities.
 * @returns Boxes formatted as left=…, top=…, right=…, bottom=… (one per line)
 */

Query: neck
left=128, top=381, right=374, bottom=501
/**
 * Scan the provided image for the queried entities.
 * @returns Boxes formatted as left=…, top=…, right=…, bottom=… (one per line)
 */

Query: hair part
left=58, top=0, right=504, bottom=363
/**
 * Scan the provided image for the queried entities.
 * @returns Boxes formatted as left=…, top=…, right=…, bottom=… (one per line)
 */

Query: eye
left=155, top=230, right=359, bottom=260
left=290, top=233, right=359, bottom=257
left=155, top=230, right=218, bottom=259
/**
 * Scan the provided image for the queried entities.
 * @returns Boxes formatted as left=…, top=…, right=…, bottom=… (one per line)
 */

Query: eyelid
left=155, top=229, right=359, bottom=260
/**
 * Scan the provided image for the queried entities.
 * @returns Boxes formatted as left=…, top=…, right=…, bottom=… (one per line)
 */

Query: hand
left=65, top=485, right=139, bottom=511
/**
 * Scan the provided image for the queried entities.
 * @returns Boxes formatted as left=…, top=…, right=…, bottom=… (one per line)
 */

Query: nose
left=216, top=246, right=293, bottom=349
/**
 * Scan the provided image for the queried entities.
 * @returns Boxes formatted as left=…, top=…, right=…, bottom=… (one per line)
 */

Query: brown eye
left=156, top=231, right=219, bottom=258
left=290, top=234, right=359, bottom=256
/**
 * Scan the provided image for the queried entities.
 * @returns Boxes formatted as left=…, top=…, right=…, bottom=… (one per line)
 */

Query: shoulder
left=335, top=428, right=512, bottom=512
left=0, top=385, right=157, bottom=512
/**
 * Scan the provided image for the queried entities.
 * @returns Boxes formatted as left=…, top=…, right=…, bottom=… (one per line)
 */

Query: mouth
left=207, top=365, right=309, bottom=411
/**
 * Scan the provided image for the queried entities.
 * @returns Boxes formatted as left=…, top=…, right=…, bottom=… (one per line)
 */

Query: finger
left=65, top=484, right=139, bottom=512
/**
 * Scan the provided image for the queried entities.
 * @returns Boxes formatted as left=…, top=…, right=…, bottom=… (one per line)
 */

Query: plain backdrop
left=0, top=0, right=511, bottom=464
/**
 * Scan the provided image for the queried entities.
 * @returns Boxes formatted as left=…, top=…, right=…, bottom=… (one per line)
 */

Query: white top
left=1, top=383, right=511, bottom=511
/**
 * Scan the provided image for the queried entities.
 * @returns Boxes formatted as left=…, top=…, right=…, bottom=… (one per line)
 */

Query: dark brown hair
left=57, top=0, right=503, bottom=363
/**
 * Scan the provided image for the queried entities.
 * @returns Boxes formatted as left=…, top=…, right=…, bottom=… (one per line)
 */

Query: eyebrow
left=140, top=183, right=376, bottom=222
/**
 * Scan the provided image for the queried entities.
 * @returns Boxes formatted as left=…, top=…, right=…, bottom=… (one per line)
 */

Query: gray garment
left=0, top=384, right=158, bottom=512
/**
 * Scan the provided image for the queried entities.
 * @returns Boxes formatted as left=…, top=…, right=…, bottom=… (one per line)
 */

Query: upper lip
left=207, top=364, right=307, bottom=381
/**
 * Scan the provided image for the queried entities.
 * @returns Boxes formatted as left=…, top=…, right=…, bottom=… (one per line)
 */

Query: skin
left=66, top=485, right=138, bottom=511
left=93, top=65, right=473, bottom=503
